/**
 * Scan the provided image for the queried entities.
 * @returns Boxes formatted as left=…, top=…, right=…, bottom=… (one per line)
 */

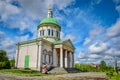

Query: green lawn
left=0, top=69, right=47, bottom=76
left=111, top=73, right=120, bottom=80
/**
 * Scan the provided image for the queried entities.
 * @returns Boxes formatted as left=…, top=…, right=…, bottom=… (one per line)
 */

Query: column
left=15, top=44, right=19, bottom=68
left=70, top=52, right=72, bottom=68
left=72, top=52, right=74, bottom=67
left=65, top=50, right=68, bottom=68
left=60, top=46, right=63, bottom=67
left=53, top=48, right=57, bottom=66
left=36, top=43, right=39, bottom=69
left=38, top=42, right=42, bottom=71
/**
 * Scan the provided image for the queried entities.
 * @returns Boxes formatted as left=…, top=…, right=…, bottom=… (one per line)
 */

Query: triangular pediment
left=63, top=39, right=75, bottom=49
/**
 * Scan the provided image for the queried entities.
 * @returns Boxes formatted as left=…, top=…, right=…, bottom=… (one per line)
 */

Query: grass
left=0, top=69, right=47, bottom=76
left=111, top=73, right=120, bottom=80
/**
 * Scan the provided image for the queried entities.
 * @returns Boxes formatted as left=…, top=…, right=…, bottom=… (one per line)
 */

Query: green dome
left=39, top=18, right=59, bottom=25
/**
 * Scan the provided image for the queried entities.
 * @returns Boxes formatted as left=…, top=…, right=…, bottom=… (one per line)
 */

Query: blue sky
left=0, top=0, right=120, bottom=65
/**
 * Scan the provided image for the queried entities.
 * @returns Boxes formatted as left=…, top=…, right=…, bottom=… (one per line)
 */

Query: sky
left=0, top=0, right=120, bottom=66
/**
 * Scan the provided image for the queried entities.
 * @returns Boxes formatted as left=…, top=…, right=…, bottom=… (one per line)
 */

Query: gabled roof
left=53, top=39, right=75, bottom=49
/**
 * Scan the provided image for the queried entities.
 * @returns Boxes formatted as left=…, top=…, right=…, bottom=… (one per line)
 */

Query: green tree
left=0, top=50, right=8, bottom=61
left=100, top=60, right=106, bottom=72
left=10, top=59, right=15, bottom=68
left=0, top=50, right=10, bottom=69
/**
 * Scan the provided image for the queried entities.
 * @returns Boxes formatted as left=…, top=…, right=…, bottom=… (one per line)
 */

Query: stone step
left=64, top=68, right=81, bottom=73
left=49, top=67, right=67, bottom=74
left=49, top=67, right=81, bottom=74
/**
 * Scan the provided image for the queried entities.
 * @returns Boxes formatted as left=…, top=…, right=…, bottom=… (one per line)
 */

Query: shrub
left=106, top=71, right=113, bottom=79
left=0, top=61, right=10, bottom=69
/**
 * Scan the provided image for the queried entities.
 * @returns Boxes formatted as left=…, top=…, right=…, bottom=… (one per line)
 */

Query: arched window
left=48, top=51, right=52, bottom=64
left=48, top=29, right=50, bottom=36
left=42, top=49, right=47, bottom=64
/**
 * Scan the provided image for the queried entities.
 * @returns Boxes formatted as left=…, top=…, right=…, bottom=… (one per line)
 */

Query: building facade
left=15, top=7, right=75, bottom=71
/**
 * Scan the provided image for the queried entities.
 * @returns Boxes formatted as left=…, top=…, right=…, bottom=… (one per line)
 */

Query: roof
left=53, top=39, right=66, bottom=44
left=53, top=39, right=75, bottom=49
left=39, top=18, right=59, bottom=25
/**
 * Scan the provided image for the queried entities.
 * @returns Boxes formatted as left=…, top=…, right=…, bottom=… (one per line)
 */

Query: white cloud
left=19, top=0, right=74, bottom=19
left=116, top=5, right=120, bottom=15
left=52, top=0, right=74, bottom=9
left=10, top=20, right=28, bottom=31
left=60, top=31, right=65, bottom=39
left=105, top=48, right=120, bottom=56
left=0, top=0, right=20, bottom=21
left=83, top=38, right=92, bottom=45
left=88, top=42, right=108, bottom=54
left=77, top=52, right=87, bottom=59
left=15, top=34, right=30, bottom=42
left=89, top=54, right=101, bottom=59
left=0, top=33, right=30, bottom=59
left=106, top=19, right=120, bottom=37
left=65, top=34, right=76, bottom=42
left=83, top=27, right=104, bottom=45
left=64, top=34, right=81, bottom=44
left=0, top=31, right=5, bottom=35
left=0, top=37, right=16, bottom=59
left=103, top=55, right=113, bottom=60
left=89, top=27, right=103, bottom=37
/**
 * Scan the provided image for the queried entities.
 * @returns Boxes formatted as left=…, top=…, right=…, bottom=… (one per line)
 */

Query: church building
left=15, top=7, right=75, bottom=71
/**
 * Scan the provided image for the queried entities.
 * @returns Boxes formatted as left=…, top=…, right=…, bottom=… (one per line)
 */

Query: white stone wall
left=15, top=39, right=75, bottom=70
left=17, top=43, right=38, bottom=69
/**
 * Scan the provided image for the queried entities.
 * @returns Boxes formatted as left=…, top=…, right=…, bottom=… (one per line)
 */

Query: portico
left=53, top=39, right=75, bottom=68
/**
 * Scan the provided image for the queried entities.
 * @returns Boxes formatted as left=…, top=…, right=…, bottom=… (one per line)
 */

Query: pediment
left=63, top=39, right=75, bottom=49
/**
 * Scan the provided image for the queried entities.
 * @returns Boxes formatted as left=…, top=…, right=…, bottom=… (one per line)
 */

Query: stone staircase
left=65, top=68, right=81, bottom=73
left=49, top=67, right=81, bottom=74
left=49, top=67, right=68, bottom=74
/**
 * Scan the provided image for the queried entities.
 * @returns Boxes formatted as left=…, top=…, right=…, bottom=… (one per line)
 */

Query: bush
left=74, top=64, right=97, bottom=72
left=0, top=61, right=11, bottom=69
left=106, top=71, right=113, bottom=79
left=10, top=59, right=15, bottom=68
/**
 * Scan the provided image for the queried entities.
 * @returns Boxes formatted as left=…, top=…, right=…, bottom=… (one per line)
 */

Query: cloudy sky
left=0, top=0, right=120, bottom=65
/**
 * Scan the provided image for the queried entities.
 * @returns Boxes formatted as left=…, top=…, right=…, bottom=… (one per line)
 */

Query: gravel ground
left=0, top=72, right=109, bottom=80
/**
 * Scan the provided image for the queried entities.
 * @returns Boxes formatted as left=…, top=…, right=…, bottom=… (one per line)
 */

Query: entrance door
left=24, top=55, right=29, bottom=68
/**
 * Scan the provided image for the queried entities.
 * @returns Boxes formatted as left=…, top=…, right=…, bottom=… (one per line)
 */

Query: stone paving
left=0, top=72, right=109, bottom=80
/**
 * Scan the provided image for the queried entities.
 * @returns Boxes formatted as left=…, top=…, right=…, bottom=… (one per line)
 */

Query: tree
left=0, top=50, right=10, bottom=69
left=0, top=50, right=8, bottom=61
left=10, top=59, right=15, bottom=68
left=100, top=60, right=106, bottom=72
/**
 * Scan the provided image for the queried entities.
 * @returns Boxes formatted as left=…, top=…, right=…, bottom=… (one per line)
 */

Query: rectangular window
left=56, top=31, right=58, bottom=38
left=52, top=30, right=53, bottom=36
left=24, top=55, right=29, bottom=68
left=42, top=30, right=44, bottom=36
left=48, top=29, right=50, bottom=36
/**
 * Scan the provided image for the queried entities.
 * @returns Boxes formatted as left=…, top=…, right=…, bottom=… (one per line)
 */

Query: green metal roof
left=53, top=39, right=67, bottom=44
left=39, top=18, right=59, bottom=25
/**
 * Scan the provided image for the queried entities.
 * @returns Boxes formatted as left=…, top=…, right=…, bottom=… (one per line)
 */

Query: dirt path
left=0, top=72, right=109, bottom=80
